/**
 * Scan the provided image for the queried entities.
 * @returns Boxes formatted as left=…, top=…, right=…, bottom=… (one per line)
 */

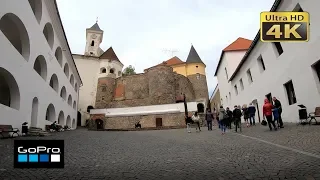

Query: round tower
left=185, top=45, right=209, bottom=108
left=147, top=65, right=176, bottom=105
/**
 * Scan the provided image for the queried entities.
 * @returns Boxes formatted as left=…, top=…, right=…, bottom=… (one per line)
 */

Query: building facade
left=210, top=84, right=221, bottom=112
left=0, top=0, right=82, bottom=130
left=90, top=46, right=209, bottom=130
left=215, top=0, right=320, bottom=123
left=73, top=23, right=124, bottom=126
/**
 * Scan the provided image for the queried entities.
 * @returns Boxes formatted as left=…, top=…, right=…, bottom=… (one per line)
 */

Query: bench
left=0, top=125, right=19, bottom=138
left=308, top=107, right=320, bottom=125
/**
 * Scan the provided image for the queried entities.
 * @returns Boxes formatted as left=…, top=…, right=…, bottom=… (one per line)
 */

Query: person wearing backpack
left=218, top=105, right=227, bottom=135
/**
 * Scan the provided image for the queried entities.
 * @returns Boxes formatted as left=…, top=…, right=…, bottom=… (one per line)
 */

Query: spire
left=186, top=45, right=204, bottom=64
left=87, top=21, right=102, bottom=31
left=99, top=47, right=122, bottom=64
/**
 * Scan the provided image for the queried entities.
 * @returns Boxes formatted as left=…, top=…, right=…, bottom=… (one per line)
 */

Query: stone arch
left=45, top=103, right=56, bottom=122
left=58, top=111, right=65, bottom=125
left=43, top=22, right=54, bottom=49
left=197, top=103, right=204, bottom=113
left=72, top=118, right=76, bottom=128
left=28, top=0, right=42, bottom=23
left=0, top=13, right=30, bottom=61
left=49, top=74, right=59, bottom=92
left=70, top=74, right=74, bottom=87
left=60, top=86, right=66, bottom=100
left=31, top=97, right=39, bottom=127
left=54, top=46, right=63, bottom=67
left=73, top=101, right=76, bottom=110
left=100, top=67, right=106, bottom=74
left=67, top=95, right=72, bottom=106
left=33, top=55, right=47, bottom=80
left=74, top=83, right=78, bottom=92
left=63, top=63, right=69, bottom=77
left=66, top=115, right=71, bottom=127
left=110, top=68, right=115, bottom=74
left=0, top=67, right=20, bottom=110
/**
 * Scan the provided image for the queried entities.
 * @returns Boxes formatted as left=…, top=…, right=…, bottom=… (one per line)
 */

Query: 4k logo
left=260, top=12, right=309, bottom=42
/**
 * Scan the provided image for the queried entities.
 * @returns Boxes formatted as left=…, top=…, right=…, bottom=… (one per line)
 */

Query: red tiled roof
left=162, top=56, right=184, bottom=66
left=223, top=37, right=252, bottom=52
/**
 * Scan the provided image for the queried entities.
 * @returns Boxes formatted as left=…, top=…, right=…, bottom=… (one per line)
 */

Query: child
left=272, top=106, right=280, bottom=128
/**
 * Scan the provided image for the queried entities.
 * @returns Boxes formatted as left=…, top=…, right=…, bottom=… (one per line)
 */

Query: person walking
left=242, top=104, right=250, bottom=127
left=272, top=106, right=280, bottom=128
left=248, top=103, right=256, bottom=126
left=213, top=107, right=219, bottom=128
left=205, top=108, right=214, bottom=131
left=263, top=98, right=277, bottom=131
left=192, top=112, right=201, bottom=132
left=233, top=105, right=242, bottom=132
left=226, top=107, right=233, bottom=129
left=218, top=106, right=227, bottom=134
left=272, top=97, right=284, bottom=128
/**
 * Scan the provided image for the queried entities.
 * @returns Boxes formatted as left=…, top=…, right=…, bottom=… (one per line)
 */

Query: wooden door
left=156, top=118, right=162, bottom=127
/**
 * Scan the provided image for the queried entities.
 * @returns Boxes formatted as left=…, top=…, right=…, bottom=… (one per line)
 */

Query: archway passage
left=96, top=119, right=104, bottom=130
left=75, top=83, right=78, bottom=92
left=54, top=47, right=63, bottom=67
left=77, top=111, right=81, bottom=126
left=45, top=104, right=55, bottom=122
left=49, top=74, right=59, bottom=92
left=73, top=101, right=76, bottom=110
left=60, top=86, right=66, bottom=100
left=68, top=95, right=72, bottom=106
left=0, top=67, right=20, bottom=110
left=70, top=74, right=74, bottom=87
left=33, top=55, right=47, bottom=80
left=0, top=13, right=30, bottom=60
left=63, top=63, right=69, bottom=77
left=58, top=111, right=65, bottom=125
left=110, top=68, right=114, bottom=74
left=43, top=22, right=54, bottom=49
left=66, top=115, right=71, bottom=127
left=72, top=119, right=76, bottom=129
left=28, top=0, right=42, bottom=23
left=197, top=103, right=204, bottom=113
left=31, top=97, right=39, bottom=127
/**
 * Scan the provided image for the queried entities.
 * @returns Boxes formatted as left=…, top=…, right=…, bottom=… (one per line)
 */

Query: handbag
left=261, top=119, right=267, bottom=126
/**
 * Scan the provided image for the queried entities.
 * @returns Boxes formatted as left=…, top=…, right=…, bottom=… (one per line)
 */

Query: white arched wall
left=98, top=59, right=123, bottom=78
left=0, top=0, right=79, bottom=130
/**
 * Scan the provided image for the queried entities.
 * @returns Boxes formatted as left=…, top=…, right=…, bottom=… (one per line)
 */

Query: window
left=196, top=73, right=200, bottom=79
left=239, top=79, right=244, bottom=90
left=257, top=55, right=266, bottom=71
left=225, top=67, right=228, bottom=79
left=91, top=40, right=94, bottom=46
left=247, top=69, right=253, bottom=83
left=90, top=52, right=93, bottom=55
left=100, top=68, right=106, bottom=74
left=284, top=80, right=297, bottom=105
left=293, top=3, right=303, bottom=12
left=273, top=42, right=283, bottom=56
left=234, top=85, right=238, bottom=95
left=110, top=69, right=114, bottom=74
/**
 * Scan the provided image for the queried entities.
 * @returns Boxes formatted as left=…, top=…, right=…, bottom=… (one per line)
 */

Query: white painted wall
left=220, top=0, right=320, bottom=123
left=90, top=102, right=198, bottom=117
left=0, top=0, right=80, bottom=131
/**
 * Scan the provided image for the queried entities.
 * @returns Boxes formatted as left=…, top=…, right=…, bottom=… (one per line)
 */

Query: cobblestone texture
left=0, top=123, right=320, bottom=179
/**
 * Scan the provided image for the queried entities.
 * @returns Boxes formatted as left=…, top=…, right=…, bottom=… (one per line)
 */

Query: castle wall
left=188, top=74, right=209, bottom=102
left=174, top=73, right=195, bottom=101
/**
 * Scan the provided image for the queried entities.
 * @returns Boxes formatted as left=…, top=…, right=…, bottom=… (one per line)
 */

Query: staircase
left=28, top=127, right=51, bottom=136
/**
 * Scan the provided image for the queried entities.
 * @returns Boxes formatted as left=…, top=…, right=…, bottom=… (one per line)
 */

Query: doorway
left=77, top=111, right=81, bottom=126
left=96, top=119, right=104, bottom=130
left=156, top=118, right=162, bottom=127
left=31, top=97, right=39, bottom=127
left=252, top=99, right=261, bottom=123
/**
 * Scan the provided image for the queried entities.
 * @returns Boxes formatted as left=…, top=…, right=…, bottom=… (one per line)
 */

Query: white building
left=73, top=23, right=124, bottom=126
left=215, top=0, right=320, bottom=123
left=0, top=0, right=82, bottom=130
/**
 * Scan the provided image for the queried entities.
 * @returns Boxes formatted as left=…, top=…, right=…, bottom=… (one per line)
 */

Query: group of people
left=186, top=97, right=284, bottom=134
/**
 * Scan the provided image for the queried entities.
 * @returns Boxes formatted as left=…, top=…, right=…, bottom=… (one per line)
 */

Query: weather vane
left=162, top=48, right=179, bottom=57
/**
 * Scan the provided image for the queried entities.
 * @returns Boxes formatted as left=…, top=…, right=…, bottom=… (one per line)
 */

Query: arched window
left=49, top=74, right=59, bottom=92
left=60, top=86, right=66, bottom=100
left=54, top=47, right=63, bottom=67
left=100, top=67, right=106, bottom=74
left=45, top=104, right=56, bottom=122
left=91, top=40, right=94, bottom=46
left=66, top=115, right=71, bottom=127
left=28, top=0, right=42, bottom=23
left=33, top=55, right=47, bottom=80
left=68, top=95, right=72, bottom=106
left=70, top=74, right=74, bottom=87
left=64, top=63, right=69, bottom=77
left=110, top=68, right=114, bottom=74
left=0, top=67, right=20, bottom=110
left=58, top=111, right=65, bottom=125
left=43, top=22, right=54, bottom=49
left=0, top=13, right=30, bottom=61
left=73, top=101, right=76, bottom=110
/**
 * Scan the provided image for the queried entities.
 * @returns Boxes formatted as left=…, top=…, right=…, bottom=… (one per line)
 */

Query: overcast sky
left=57, top=0, right=274, bottom=97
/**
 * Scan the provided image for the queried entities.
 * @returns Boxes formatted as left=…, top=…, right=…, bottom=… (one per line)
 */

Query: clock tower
left=84, top=21, right=104, bottom=57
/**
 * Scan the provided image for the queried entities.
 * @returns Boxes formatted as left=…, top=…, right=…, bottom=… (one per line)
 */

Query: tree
left=122, top=65, right=136, bottom=76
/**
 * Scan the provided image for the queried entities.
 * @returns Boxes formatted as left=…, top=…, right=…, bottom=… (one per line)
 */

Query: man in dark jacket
left=226, top=107, right=233, bottom=129
left=205, top=108, right=214, bottom=131
left=233, top=105, right=242, bottom=132
left=248, top=103, right=256, bottom=125
left=273, top=97, right=284, bottom=128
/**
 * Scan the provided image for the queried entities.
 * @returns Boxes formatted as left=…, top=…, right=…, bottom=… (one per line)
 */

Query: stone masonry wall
left=95, top=77, right=115, bottom=109
left=104, top=113, right=185, bottom=129
left=174, top=73, right=196, bottom=102
left=187, top=74, right=209, bottom=101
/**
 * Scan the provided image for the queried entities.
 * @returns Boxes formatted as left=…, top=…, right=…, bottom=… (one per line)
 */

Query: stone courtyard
left=0, top=123, right=320, bottom=180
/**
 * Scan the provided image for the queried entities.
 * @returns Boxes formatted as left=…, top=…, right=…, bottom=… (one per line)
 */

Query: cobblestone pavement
left=0, top=123, right=320, bottom=180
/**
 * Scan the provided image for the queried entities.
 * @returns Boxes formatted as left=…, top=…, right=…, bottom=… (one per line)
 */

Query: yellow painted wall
left=172, top=64, right=187, bottom=76
left=186, top=63, right=206, bottom=76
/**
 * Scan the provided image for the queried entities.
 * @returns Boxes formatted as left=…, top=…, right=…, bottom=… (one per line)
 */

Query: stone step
left=39, top=131, right=51, bottom=136
left=29, top=127, right=42, bottom=130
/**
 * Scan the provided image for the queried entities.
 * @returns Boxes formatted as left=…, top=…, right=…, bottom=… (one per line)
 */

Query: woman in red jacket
left=263, top=99, right=277, bottom=131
